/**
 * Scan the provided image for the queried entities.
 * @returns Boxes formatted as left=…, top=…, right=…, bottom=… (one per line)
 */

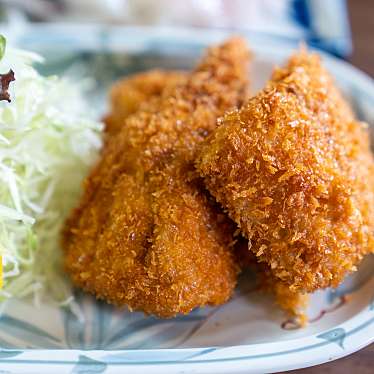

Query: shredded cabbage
left=0, top=44, right=103, bottom=307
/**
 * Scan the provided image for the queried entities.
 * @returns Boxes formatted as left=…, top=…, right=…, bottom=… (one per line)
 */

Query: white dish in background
left=0, top=25, right=373, bottom=374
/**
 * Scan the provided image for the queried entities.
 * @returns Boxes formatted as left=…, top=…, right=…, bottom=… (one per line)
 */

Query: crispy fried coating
left=197, top=50, right=374, bottom=293
left=63, top=38, right=250, bottom=317
left=104, top=70, right=186, bottom=136
left=236, top=240, right=308, bottom=322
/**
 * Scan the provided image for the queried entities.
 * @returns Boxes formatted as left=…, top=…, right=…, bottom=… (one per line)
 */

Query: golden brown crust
left=197, top=50, right=374, bottom=293
left=235, top=239, right=308, bottom=322
left=63, top=38, right=251, bottom=317
left=104, top=70, right=186, bottom=136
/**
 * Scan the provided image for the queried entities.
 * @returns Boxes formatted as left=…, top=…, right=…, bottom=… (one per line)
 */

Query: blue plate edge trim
left=0, top=314, right=373, bottom=366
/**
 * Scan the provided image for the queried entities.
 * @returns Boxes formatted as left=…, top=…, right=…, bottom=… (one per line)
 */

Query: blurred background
left=0, top=0, right=371, bottom=373
left=0, top=0, right=371, bottom=77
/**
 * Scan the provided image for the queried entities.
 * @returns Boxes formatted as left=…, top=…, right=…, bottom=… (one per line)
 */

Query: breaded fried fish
left=197, top=50, right=374, bottom=293
left=104, top=70, right=186, bottom=136
left=235, top=240, right=308, bottom=322
left=63, top=38, right=250, bottom=317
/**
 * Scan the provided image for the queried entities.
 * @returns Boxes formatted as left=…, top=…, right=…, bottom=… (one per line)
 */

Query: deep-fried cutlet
left=104, top=70, right=186, bottom=136
left=197, top=50, right=374, bottom=293
left=63, top=38, right=251, bottom=317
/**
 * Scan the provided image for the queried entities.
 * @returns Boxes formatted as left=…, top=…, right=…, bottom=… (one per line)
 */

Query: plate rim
left=0, top=24, right=373, bottom=373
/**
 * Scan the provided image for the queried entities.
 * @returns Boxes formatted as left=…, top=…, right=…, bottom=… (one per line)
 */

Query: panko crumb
left=63, top=38, right=251, bottom=317
left=104, top=70, right=186, bottom=136
left=197, top=49, right=374, bottom=293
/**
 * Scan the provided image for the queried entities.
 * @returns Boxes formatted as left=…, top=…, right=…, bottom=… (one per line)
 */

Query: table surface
left=348, top=0, right=374, bottom=77
left=288, top=1, right=373, bottom=372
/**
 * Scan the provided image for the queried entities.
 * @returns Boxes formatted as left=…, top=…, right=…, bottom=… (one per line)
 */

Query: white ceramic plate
left=0, top=25, right=373, bottom=374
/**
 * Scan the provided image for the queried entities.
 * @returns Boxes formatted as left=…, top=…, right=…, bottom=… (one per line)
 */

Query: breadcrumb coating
left=197, top=50, right=374, bottom=293
left=235, top=240, right=308, bottom=322
left=104, top=70, right=186, bottom=136
left=63, top=38, right=250, bottom=317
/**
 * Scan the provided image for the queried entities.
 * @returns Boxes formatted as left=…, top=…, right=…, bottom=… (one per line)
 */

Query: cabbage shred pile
left=0, top=37, right=102, bottom=306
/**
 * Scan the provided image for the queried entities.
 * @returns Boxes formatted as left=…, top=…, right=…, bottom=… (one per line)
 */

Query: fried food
left=197, top=50, right=374, bottom=293
left=63, top=38, right=251, bottom=317
left=104, top=70, right=186, bottom=136
left=236, top=240, right=308, bottom=322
